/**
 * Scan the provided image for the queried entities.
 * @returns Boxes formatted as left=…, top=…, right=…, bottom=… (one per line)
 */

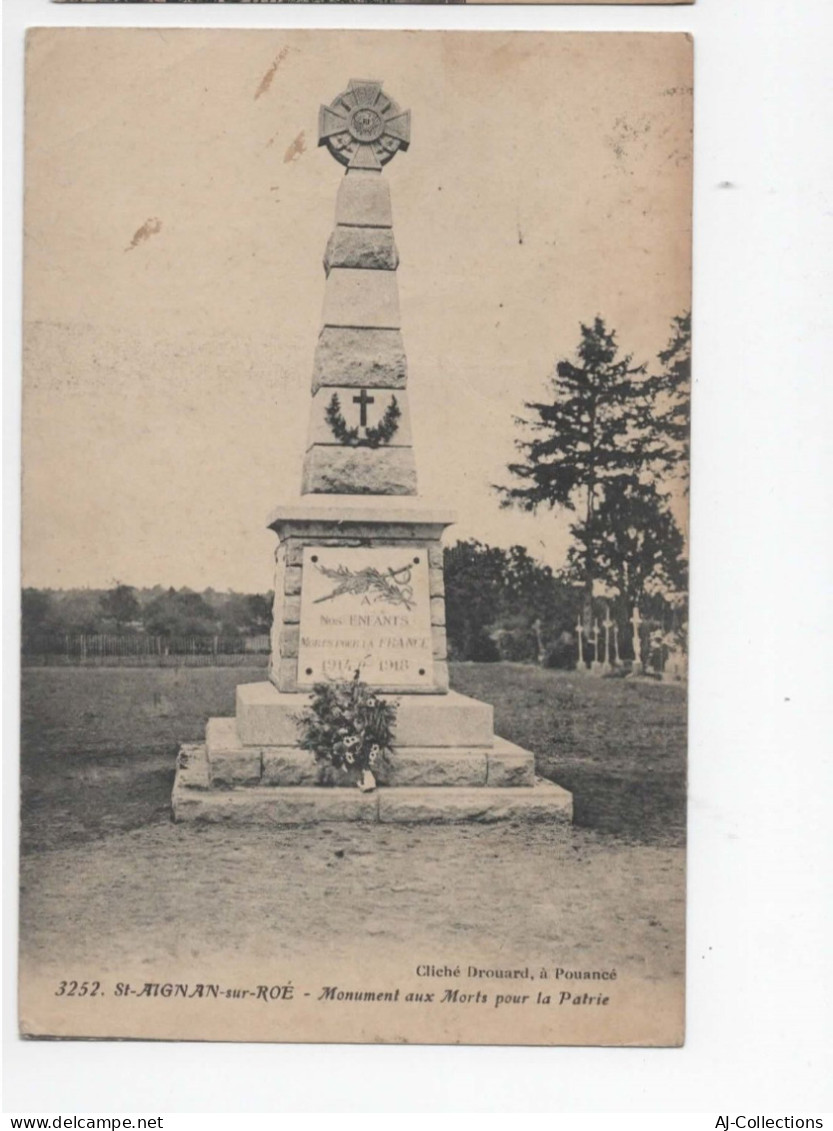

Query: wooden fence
left=22, top=633, right=271, bottom=667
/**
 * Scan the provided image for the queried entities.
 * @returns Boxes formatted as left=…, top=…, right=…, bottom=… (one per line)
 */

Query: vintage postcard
left=20, top=28, right=692, bottom=1045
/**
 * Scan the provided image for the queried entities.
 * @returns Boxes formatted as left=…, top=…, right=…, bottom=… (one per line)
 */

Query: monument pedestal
left=266, top=500, right=454, bottom=696
left=172, top=498, right=572, bottom=825
left=172, top=684, right=572, bottom=824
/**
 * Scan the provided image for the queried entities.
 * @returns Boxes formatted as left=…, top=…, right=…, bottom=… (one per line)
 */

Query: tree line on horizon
left=21, top=535, right=683, bottom=669
left=21, top=585, right=273, bottom=642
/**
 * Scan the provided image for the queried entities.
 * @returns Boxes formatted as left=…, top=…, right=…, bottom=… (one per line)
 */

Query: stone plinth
left=302, top=446, right=417, bottom=496
left=322, top=268, right=401, bottom=330
left=166, top=487, right=575, bottom=825
left=324, top=227, right=399, bottom=273
left=236, top=683, right=493, bottom=747
left=170, top=499, right=573, bottom=825
left=172, top=675, right=571, bottom=825
left=376, top=781, right=572, bottom=825
left=312, top=329, right=407, bottom=392
left=203, top=714, right=538, bottom=790
left=334, top=171, right=393, bottom=227
left=172, top=746, right=572, bottom=826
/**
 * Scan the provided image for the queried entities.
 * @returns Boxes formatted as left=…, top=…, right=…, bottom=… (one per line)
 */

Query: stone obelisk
left=266, top=79, right=452, bottom=699
left=303, top=80, right=415, bottom=497
left=172, top=81, right=572, bottom=825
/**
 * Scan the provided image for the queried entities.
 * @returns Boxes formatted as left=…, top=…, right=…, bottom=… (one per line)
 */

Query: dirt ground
left=19, top=665, right=686, bottom=984
left=20, top=820, right=684, bottom=983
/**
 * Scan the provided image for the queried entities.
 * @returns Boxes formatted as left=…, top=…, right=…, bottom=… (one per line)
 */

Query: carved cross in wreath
left=325, top=391, right=401, bottom=448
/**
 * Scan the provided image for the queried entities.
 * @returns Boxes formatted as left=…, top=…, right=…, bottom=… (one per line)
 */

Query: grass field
left=19, top=664, right=686, bottom=982
left=20, top=663, right=686, bottom=854
left=452, top=664, right=687, bottom=846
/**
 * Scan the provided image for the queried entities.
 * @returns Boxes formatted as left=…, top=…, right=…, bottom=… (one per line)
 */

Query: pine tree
left=642, top=312, right=691, bottom=487
left=496, top=317, right=650, bottom=622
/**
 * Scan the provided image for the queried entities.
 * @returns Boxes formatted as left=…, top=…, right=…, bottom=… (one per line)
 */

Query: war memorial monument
left=171, top=80, right=573, bottom=825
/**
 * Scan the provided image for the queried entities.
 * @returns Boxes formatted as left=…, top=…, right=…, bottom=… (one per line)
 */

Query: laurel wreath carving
left=325, top=393, right=401, bottom=448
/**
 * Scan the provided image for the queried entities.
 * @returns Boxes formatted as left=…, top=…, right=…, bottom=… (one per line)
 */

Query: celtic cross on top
left=318, top=80, right=411, bottom=171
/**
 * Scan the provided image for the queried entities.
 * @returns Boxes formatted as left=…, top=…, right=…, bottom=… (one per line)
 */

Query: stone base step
left=205, top=716, right=535, bottom=788
left=236, top=683, right=494, bottom=748
left=172, top=745, right=572, bottom=825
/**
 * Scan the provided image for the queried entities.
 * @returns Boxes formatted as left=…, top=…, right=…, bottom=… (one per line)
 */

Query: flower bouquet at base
left=295, top=668, right=398, bottom=790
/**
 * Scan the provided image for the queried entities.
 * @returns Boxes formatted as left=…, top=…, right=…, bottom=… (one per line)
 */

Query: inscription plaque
left=297, top=546, right=434, bottom=688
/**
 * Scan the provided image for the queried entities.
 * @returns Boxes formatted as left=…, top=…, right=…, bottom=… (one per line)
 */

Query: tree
left=50, top=590, right=104, bottom=634
left=99, top=582, right=140, bottom=630
left=215, top=592, right=273, bottom=637
left=244, top=593, right=273, bottom=634
left=570, top=478, right=687, bottom=610
left=443, top=541, right=506, bottom=661
left=444, top=540, right=579, bottom=663
left=496, top=317, right=651, bottom=623
left=21, top=588, right=56, bottom=637
left=498, top=545, right=576, bottom=632
left=642, top=311, right=691, bottom=487
left=143, top=588, right=218, bottom=637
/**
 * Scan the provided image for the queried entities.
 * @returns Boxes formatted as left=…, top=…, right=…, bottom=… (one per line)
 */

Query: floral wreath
left=295, top=668, right=398, bottom=789
left=325, top=393, right=401, bottom=448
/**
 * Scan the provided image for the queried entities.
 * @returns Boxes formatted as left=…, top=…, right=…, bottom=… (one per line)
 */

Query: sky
left=22, top=29, right=692, bottom=592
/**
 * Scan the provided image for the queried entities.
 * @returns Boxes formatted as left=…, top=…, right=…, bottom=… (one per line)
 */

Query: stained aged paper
left=20, top=29, right=692, bottom=1045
